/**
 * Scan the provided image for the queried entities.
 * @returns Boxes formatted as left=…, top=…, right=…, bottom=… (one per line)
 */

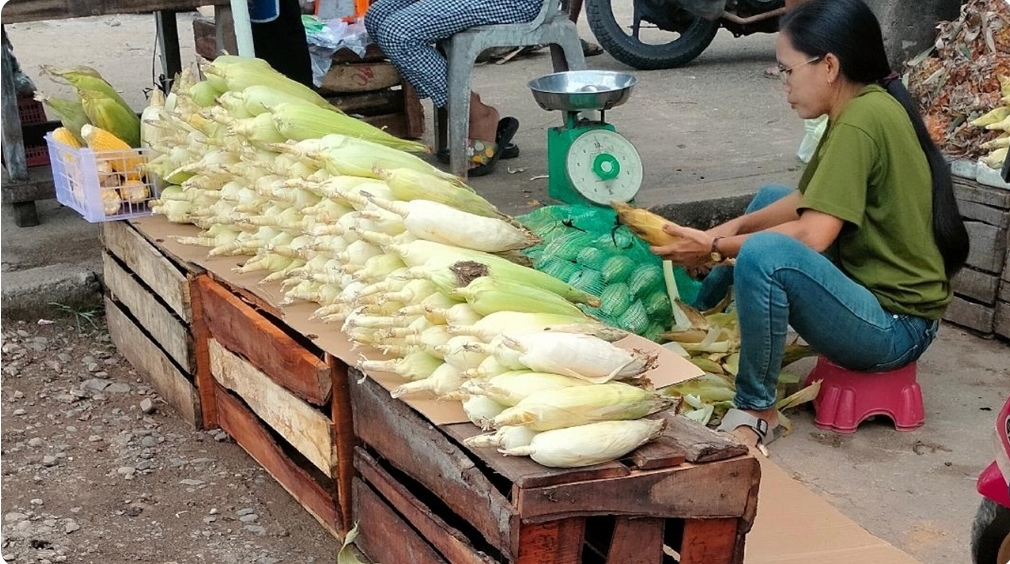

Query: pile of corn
left=145, top=56, right=674, bottom=468
left=38, top=66, right=151, bottom=215
left=969, top=75, right=1010, bottom=170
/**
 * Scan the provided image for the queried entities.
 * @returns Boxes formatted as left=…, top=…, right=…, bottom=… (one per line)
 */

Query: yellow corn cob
left=612, top=202, right=682, bottom=246
left=119, top=179, right=150, bottom=204
left=269, top=103, right=429, bottom=152
left=102, top=188, right=123, bottom=216
left=52, top=127, right=82, bottom=149
left=82, top=124, right=145, bottom=181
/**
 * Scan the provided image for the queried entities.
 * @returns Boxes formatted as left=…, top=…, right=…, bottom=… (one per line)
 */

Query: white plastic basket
left=46, top=132, right=160, bottom=223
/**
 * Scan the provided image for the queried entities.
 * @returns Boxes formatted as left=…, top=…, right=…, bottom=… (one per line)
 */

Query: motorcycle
left=971, top=395, right=1010, bottom=564
left=585, top=0, right=784, bottom=70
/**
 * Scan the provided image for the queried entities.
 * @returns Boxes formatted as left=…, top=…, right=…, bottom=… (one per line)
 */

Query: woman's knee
left=737, top=232, right=795, bottom=269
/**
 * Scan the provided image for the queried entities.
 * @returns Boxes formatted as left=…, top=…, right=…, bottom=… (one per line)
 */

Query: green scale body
left=546, top=112, right=642, bottom=206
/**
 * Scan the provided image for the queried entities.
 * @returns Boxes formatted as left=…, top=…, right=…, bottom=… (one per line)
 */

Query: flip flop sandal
left=437, top=117, right=520, bottom=164
left=716, top=408, right=784, bottom=446
left=581, top=38, right=604, bottom=57
left=464, top=138, right=503, bottom=177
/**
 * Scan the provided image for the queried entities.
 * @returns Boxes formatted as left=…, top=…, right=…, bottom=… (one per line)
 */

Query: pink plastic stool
left=803, top=356, right=924, bottom=434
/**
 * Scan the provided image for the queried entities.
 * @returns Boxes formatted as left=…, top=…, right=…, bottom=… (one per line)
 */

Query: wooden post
left=155, top=11, right=182, bottom=91
left=1, top=26, right=37, bottom=227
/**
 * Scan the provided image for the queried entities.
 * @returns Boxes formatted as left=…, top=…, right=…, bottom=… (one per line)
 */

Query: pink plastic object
left=803, top=356, right=924, bottom=434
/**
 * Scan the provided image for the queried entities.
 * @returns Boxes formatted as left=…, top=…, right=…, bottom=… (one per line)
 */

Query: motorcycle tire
left=971, top=498, right=1010, bottom=564
left=585, top=0, right=720, bottom=70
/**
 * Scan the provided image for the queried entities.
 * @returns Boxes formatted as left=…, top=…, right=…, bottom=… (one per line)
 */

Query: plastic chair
left=436, top=0, right=587, bottom=178
left=803, top=356, right=925, bottom=434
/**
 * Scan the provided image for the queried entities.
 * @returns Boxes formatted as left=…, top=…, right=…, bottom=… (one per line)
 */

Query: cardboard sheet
left=130, top=216, right=704, bottom=425
left=747, top=453, right=924, bottom=564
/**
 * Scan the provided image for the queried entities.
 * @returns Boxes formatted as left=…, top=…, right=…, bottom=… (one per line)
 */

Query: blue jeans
left=694, top=185, right=940, bottom=411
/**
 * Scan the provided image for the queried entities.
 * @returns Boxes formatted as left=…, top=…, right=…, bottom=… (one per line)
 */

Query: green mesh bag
left=517, top=204, right=696, bottom=340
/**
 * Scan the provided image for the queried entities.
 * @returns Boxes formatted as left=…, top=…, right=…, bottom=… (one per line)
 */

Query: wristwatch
left=710, top=236, right=725, bottom=263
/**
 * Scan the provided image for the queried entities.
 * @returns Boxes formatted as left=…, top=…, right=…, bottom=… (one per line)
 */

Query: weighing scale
left=528, top=70, right=643, bottom=206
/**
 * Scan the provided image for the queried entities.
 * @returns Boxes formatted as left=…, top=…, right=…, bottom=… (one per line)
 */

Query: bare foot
left=468, top=92, right=499, bottom=145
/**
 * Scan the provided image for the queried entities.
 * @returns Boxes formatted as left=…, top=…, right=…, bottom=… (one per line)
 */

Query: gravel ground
left=1, top=315, right=338, bottom=564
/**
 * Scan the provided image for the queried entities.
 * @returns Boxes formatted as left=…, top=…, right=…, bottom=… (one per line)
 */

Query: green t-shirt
left=797, top=84, right=951, bottom=320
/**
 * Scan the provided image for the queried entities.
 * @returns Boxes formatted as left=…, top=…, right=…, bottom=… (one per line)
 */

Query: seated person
left=364, top=0, right=537, bottom=175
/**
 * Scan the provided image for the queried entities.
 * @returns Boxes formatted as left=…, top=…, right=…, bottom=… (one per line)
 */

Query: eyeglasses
left=777, top=56, right=823, bottom=84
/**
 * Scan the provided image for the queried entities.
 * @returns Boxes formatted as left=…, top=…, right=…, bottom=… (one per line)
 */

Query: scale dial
left=564, top=129, right=643, bottom=205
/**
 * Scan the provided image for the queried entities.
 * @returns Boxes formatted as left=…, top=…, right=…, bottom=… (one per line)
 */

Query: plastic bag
left=797, top=114, right=828, bottom=163
left=302, top=16, right=370, bottom=87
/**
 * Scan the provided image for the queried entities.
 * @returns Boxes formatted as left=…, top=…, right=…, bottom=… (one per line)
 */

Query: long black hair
left=781, top=0, right=969, bottom=277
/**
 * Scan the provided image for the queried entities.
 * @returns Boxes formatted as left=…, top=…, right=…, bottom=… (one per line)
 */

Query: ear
left=823, top=53, right=842, bottom=84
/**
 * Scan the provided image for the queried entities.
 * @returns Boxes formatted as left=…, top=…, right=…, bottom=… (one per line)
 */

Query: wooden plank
left=677, top=518, right=740, bottom=564
left=360, top=112, right=411, bottom=139
left=0, top=166, right=55, bottom=203
left=106, top=298, right=200, bottom=427
left=355, top=449, right=497, bottom=564
left=515, top=518, right=585, bottom=564
left=208, top=339, right=334, bottom=476
left=192, top=16, right=216, bottom=60
left=956, top=199, right=1010, bottom=229
left=657, top=413, right=749, bottom=463
left=325, top=89, right=404, bottom=115
left=515, top=456, right=759, bottom=523
left=353, top=479, right=448, bottom=564
left=319, top=62, right=401, bottom=93
left=994, top=301, right=1010, bottom=340
left=329, top=355, right=356, bottom=531
left=206, top=271, right=283, bottom=319
left=2, top=0, right=227, bottom=23
left=197, top=277, right=331, bottom=405
left=965, top=221, right=1007, bottom=274
left=348, top=372, right=517, bottom=557
left=605, top=518, right=665, bottom=564
left=1, top=29, right=27, bottom=182
left=402, top=82, right=425, bottom=140
left=954, top=177, right=1010, bottom=210
left=104, top=253, right=193, bottom=373
left=629, top=437, right=687, bottom=471
left=102, top=222, right=191, bottom=322
left=952, top=267, right=1001, bottom=304
left=943, top=296, right=995, bottom=334
left=215, top=384, right=341, bottom=537
left=190, top=274, right=218, bottom=429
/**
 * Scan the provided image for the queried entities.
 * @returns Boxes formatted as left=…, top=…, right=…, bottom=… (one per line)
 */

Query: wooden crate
left=348, top=370, right=761, bottom=564
left=100, top=221, right=202, bottom=427
left=191, top=275, right=355, bottom=539
left=948, top=178, right=1010, bottom=337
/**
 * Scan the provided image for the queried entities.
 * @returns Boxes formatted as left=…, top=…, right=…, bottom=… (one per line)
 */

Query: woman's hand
left=650, top=223, right=715, bottom=267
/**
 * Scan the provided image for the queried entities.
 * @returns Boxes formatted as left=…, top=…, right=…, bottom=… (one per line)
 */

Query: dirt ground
left=1, top=317, right=338, bottom=564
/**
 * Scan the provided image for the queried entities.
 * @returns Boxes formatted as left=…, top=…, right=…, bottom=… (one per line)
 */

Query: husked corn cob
left=81, top=125, right=145, bottom=181
left=491, top=382, right=674, bottom=431
left=612, top=202, right=681, bottom=247
left=118, top=179, right=150, bottom=204
left=500, top=419, right=666, bottom=468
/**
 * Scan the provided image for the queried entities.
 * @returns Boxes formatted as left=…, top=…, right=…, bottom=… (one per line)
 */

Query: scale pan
left=528, top=70, right=637, bottom=112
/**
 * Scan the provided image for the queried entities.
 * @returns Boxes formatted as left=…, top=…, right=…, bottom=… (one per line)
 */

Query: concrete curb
left=1, top=260, right=104, bottom=321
